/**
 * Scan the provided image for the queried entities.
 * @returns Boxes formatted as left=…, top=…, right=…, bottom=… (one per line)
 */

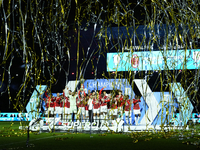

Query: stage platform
left=19, top=117, right=189, bottom=133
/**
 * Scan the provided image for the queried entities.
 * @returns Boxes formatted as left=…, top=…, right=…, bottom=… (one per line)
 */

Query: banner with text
left=107, top=49, right=200, bottom=71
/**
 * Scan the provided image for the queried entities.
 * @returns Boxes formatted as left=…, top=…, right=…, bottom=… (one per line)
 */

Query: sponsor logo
left=131, top=54, right=139, bottom=68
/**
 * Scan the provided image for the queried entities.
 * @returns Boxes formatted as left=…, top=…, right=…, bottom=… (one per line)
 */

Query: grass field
left=0, top=122, right=200, bottom=150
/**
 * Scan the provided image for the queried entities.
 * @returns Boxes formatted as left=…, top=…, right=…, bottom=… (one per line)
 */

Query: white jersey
left=65, top=89, right=70, bottom=97
left=69, top=95, right=76, bottom=107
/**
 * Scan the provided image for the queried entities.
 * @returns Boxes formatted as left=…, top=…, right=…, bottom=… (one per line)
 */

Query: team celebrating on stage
left=43, top=85, right=141, bottom=126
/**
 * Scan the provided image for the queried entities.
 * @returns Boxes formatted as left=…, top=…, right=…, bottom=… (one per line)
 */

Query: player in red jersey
left=49, top=95, right=55, bottom=117
left=63, top=89, right=71, bottom=121
left=85, top=94, right=90, bottom=122
left=133, top=95, right=141, bottom=125
left=59, top=94, right=64, bottom=118
left=44, top=97, right=49, bottom=117
left=54, top=93, right=62, bottom=117
left=92, top=94, right=100, bottom=125
left=116, top=90, right=124, bottom=119
left=77, top=92, right=86, bottom=122
left=109, top=93, right=118, bottom=121
left=99, top=87, right=110, bottom=125
left=124, top=95, right=132, bottom=125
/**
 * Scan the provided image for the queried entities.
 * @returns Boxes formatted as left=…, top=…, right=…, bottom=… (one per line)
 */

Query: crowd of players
left=43, top=85, right=142, bottom=126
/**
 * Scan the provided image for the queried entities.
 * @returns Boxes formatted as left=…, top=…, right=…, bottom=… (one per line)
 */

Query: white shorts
left=55, top=107, right=62, bottom=114
left=70, top=106, right=77, bottom=113
left=134, top=109, right=140, bottom=115
left=100, top=105, right=107, bottom=113
left=118, top=106, right=123, bottom=113
left=49, top=107, right=54, bottom=114
left=107, top=109, right=110, bottom=114
left=109, top=109, right=118, bottom=116
left=125, top=111, right=131, bottom=116
left=78, top=107, right=85, bottom=115
left=85, top=110, right=89, bottom=117
left=60, top=107, right=64, bottom=114
left=64, top=107, right=71, bottom=114
left=93, top=108, right=100, bottom=114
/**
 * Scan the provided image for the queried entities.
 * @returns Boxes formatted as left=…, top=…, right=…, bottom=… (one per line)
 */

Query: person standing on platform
left=50, top=94, right=55, bottom=117
left=54, top=93, right=62, bottom=117
left=116, top=90, right=124, bottom=120
left=87, top=94, right=93, bottom=123
left=133, top=95, right=141, bottom=125
left=85, top=94, right=89, bottom=122
left=99, top=87, right=110, bottom=125
left=124, top=95, right=132, bottom=125
left=63, top=89, right=71, bottom=122
left=109, top=94, right=118, bottom=122
left=66, top=91, right=77, bottom=123
left=77, top=91, right=86, bottom=122
left=59, top=94, right=64, bottom=119
left=92, top=94, right=100, bottom=125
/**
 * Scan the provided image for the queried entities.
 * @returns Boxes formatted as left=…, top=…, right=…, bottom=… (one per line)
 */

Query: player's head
left=88, top=90, right=91, bottom=93
left=92, top=90, right=95, bottom=95
left=118, top=90, right=122, bottom=95
left=103, top=91, right=106, bottom=95
left=86, top=94, right=89, bottom=99
left=108, top=93, right=111, bottom=98
left=126, top=95, right=129, bottom=99
left=69, top=90, right=72, bottom=95
left=57, top=93, right=60, bottom=97
left=71, top=92, right=75, bottom=96
left=135, top=95, right=137, bottom=99
left=93, top=94, right=96, bottom=98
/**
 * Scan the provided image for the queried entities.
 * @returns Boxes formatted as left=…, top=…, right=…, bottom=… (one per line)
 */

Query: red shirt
left=110, top=98, right=118, bottom=109
left=133, top=99, right=141, bottom=110
left=92, top=99, right=100, bottom=109
left=64, top=97, right=70, bottom=108
left=79, top=98, right=86, bottom=107
left=85, top=104, right=88, bottom=110
left=44, top=98, right=49, bottom=107
left=124, top=100, right=131, bottom=111
left=63, top=92, right=70, bottom=108
left=50, top=97, right=55, bottom=107
left=116, top=95, right=124, bottom=107
left=55, top=97, right=61, bottom=107
left=100, top=95, right=110, bottom=106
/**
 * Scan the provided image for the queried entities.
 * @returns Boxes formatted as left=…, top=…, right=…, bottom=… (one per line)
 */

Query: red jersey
left=63, top=91, right=70, bottom=108
left=124, top=100, right=131, bottom=111
left=116, top=95, right=124, bottom=107
left=85, top=104, right=88, bottom=110
left=64, top=97, right=70, bottom=108
left=79, top=98, right=86, bottom=107
left=92, top=99, right=100, bottom=109
left=44, top=98, right=49, bottom=108
left=55, top=97, right=61, bottom=107
left=133, top=99, right=141, bottom=110
left=50, top=97, right=55, bottom=107
left=45, top=91, right=49, bottom=98
left=78, top=90, right=86, bottom=99
left=110, top=98, right=118, bottom=109
left=76, top=98, right=80, bottom=107
left=100, top=95, right=110, bottom=106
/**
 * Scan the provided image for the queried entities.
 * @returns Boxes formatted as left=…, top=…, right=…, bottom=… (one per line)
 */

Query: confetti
left=0, top=1, right=200, bottom=148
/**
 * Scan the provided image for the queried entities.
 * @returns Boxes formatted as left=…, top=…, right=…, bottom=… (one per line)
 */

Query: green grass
left=0, top=122, right=199, bottom=150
